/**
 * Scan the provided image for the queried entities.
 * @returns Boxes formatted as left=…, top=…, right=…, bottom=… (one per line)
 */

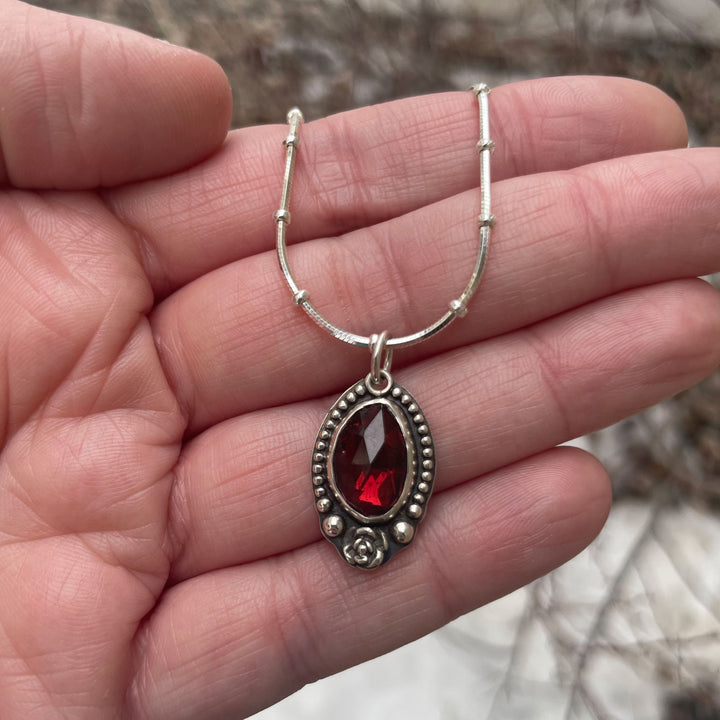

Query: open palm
left=1, top=2, right=719, bottom=718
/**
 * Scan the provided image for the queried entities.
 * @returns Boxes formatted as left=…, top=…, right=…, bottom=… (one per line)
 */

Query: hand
left=1, top=2, right=718, bottom=718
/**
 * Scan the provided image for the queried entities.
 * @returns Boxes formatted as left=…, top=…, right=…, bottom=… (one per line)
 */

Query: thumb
left=0, top=0, right=232, bottom=189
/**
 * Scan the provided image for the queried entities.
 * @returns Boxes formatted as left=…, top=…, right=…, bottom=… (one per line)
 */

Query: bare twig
left=562, top=502, right=663, bottom=720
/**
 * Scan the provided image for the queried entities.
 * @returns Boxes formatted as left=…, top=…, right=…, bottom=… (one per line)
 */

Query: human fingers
left=0, top=0, right=231, bottom=188
left=106, top=76, right=687, bottom=295
left=127, top=446, right=610, bottom=720
left=151, top=147, right=720, bottom=433
left=167, top=279, right=720, bottom=579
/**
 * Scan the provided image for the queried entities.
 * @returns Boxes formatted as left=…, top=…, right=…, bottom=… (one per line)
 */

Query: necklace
left=275, top=84, right=493, bottom=569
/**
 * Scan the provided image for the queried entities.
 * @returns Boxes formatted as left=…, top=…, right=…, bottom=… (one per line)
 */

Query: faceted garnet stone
left=333, top=402, right=408, bottom=517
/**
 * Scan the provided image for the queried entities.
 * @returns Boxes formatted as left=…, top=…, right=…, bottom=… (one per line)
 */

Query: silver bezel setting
left=313, top=375, right=435, bottom=569
left=327, top=396, right=416, bottom=524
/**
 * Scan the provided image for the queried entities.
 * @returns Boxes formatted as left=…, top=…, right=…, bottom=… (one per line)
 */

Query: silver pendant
left=274, top=87, right=495, bottom=568
left=312, top=370, right=435, bottom=570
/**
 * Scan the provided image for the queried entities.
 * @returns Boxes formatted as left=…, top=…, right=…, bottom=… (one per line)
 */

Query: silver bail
left=369, top=331, right=393, bottom=386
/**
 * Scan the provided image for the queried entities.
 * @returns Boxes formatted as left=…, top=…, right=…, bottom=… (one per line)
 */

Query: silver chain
left=275, top=83, right=493, bottom=350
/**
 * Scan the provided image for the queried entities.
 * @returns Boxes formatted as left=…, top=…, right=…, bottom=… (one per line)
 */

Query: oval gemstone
left=332, top=402, right=408, bottom=517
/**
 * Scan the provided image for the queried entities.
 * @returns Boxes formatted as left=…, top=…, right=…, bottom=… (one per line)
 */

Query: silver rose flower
left=342, top=526, right=388, bottom=570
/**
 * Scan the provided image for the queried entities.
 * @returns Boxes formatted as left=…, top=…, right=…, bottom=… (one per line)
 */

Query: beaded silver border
left=313, top=375, right=435, bottom=570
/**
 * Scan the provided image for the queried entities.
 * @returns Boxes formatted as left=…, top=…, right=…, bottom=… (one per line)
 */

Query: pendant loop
left=369, top=331, right=393, bottom=386
left=365, top=369, right=393, bottom=396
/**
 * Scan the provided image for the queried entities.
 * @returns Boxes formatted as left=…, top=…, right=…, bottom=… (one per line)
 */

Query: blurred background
left=29, top=1, right=720, bottom=718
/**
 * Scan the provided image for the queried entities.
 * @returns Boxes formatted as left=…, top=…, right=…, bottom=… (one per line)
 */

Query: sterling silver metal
left=275, top=86, right=493, bottom=569
left=275, top=84, right=493, bottom=350
left=369, top=331, right=392, bottom=386
left=312, top=376, right=434, bottom=570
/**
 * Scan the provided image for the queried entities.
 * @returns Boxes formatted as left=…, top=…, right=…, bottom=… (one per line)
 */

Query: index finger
left=106, top=75, right=688, bottom=297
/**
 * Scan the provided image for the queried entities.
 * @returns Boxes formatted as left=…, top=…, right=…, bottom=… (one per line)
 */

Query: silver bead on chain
left=275, top=83, right=494, bottom=350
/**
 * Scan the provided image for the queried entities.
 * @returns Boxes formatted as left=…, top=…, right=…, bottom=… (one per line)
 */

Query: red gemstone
left=333, top=403, right=407, bottom=517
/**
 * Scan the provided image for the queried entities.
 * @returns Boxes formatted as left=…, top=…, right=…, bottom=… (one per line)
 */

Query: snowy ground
left=252, top=501, right=720, bottom=719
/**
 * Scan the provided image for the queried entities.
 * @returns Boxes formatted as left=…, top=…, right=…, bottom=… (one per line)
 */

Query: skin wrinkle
left=77, top=320, right=163, bottom=414
left=0, top=466, right=46, bottom=545
left=0, top=566, right=91, bottom=714
left=501, top=82, right=539, bottom=177
left=0, top=417, right=172, bottom=541
left=153, top=577, right=247, bottom=683
left=673, top=149, right=720, bottom=202
left=64, top=23, right=92, bottom=186
left=624, top=150, right=702, bottom=225
left=0, top=200, right=155, bottom=454
left=0, top=644, right=57, bottom=720
left=1, top=514, right=170, bottom=583
left=0, top=208, right=78, bottom=305
left=419, top=509, right=467, bottom=625
left=211, top=431, right=307, bottom=494
left=46, top=302, right=125, bottom=418
left=366, top=215, right=427, bottom=334
left=122, top=620, right=156, bottom=720
left=73, top=533, right=164, bottom=603
left=541, top=77, right=624, bottom=160
left=522, top=324, right=576, bottom=442
left=605, top=95, right=626, bottom=161
left=0, top=126, right=7, bottom=184
left=305, top=107, right=385, bottom=231
left=0, top=264, right=181, bottom=580
left=166, top=404, right=318, bottom=577
left=17, top=19, right=54, bottom=189
left=163, top=463, right=191, bottom=578
left=310, top=233, right=375, bottom=338
left=30, top=303, right=133, bottom=415
left=252, top=556, right=358, bottom=713
left=95, top=187, right=170, bottom=304
left=0, top=335, right=13, bottom=452
left=265, top=558, right=327, bottom=694
left=561, top=168, right=619, bottom=290
left=0, top=548, right=157, bottom=712
left=147, top=314, right=194, bottom=429
left=632, top=288, right=720, bottom=391
left=477, top=456, right=587, bottom=571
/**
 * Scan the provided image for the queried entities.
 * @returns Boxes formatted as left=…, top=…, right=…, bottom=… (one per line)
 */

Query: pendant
left=312, top=368, right=435, bottom=570
left=277, top=88, right=495, bottom=567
